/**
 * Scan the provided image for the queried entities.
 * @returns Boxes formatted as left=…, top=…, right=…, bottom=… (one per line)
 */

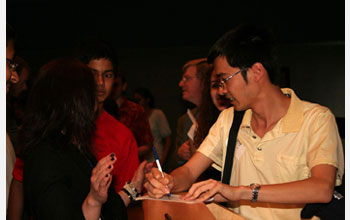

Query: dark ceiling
left=7, top=1, right=345, bottom=50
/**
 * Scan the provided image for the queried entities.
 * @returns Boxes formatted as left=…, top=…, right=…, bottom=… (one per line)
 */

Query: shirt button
left=257, top=146, right=262, bottom=151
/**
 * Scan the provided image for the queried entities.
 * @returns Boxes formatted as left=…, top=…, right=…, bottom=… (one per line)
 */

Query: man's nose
left=95, top=74, right=104, bottom=85
left=179, top=79, right=184, bottom=87
left=218, top=85, right=227, bottom=96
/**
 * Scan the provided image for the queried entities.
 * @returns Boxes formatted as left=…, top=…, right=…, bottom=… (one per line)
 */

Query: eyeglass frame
left=6, top=58, right=19, bottom=72
left=218, top=68, right=247, bottom=88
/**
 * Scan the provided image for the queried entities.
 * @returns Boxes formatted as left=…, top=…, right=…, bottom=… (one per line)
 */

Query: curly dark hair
left=19, top=58, right=97, bottom=159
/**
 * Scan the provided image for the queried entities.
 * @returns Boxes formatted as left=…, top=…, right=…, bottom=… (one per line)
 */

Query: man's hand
left=144, top=167, right=174, bottom=198
left=181, top=179, right=233, bottom=203
left=131, top=161, right=154, bottom=193
left=177, top=140, right=193, bottom=161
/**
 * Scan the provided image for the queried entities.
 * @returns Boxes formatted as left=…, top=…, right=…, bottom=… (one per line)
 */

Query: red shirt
left=118, top=98, right=153, bottom=147
left=12, top=110, right=140, bottom=192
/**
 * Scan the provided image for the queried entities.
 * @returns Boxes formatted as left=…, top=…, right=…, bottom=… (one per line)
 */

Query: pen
left=152, top=146, right=171, bottom=197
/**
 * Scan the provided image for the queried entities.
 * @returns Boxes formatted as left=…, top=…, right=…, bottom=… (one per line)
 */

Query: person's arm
left=160, top=136, right=171, bottom=165
left=176, top=139, right=192, bottom=161
left=117, top=161, right=150, bottom=206
left=183, top=110, right=342, bottom=204
left=183, top=164, right=336, bottom=204
left=144, top=152, right=213, bottom=198
left=7, top=179, right=23, bottom=220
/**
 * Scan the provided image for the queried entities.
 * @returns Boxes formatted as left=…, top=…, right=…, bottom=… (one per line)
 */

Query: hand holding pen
left=143, top=147, right=173, bottom=198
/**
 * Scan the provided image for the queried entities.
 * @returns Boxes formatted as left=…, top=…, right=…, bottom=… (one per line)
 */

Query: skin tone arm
left=144, top=152, right=213, bottom=198
left=177, top=140, right=193, bottom=161
left=7, top=179, right=24, bottom=220
left=182, top=164, right=336, bottom=204
left=118, top=161, right=153, bottom=206
left=160, top=136, right=171, bottom=166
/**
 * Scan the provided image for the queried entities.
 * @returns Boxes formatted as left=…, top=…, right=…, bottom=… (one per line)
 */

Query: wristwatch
left=122, top=181, right=139, bottom=201
left=249, top=183, right=261, bottom=203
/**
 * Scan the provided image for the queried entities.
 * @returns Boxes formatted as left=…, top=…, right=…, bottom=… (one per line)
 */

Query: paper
left=187, top=123, right=197, bottom=141
left=186, top=109, right=197, bottom=124
left=135, top=194, right=214, bottom=204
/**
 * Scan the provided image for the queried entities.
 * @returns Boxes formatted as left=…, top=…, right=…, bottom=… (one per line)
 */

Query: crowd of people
left=5, top=22, right=344, bottom=220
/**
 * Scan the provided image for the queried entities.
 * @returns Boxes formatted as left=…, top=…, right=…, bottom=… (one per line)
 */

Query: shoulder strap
left=222, top=110, right=245, bottom=184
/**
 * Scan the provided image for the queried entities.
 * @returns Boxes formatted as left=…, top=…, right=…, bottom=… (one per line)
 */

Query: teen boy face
left=87, top=58, right=114, bottom=110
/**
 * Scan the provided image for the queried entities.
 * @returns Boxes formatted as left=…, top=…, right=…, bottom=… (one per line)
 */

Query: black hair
left=19, top=58, right=97, bottom=159
left=6, top=23, right=16, bottom=47
left=133, top=87, right=155, bottom=108
left=74, top=38, right=119, bottom=77
left=208, top=24, right=280, bottom=85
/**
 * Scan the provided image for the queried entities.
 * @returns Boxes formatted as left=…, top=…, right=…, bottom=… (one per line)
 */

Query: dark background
left=7, top=1, right=345, bottom=149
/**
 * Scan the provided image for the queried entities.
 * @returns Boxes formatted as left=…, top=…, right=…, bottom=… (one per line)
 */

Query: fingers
left=145, top=162, right=155, bottom=173
left=144, top=168, right=171, bottom=198
left=91, top=153, right=116, bottom=190
left=182, top=179, right=220, bottom=202
left=137, top=160, right=147, bottom=172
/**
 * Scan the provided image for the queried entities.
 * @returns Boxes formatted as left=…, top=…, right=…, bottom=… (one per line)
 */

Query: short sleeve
left=307, top=109, right=344, bottom=186
left=197, top=109, right=233, bottom=170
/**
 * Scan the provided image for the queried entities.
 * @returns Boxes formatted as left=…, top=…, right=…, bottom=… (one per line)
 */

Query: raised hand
left=88, top=153, right=116, bottom=206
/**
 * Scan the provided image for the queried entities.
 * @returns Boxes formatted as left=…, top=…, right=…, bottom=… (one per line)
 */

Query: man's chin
left=98, top=96, right=107, bottom=103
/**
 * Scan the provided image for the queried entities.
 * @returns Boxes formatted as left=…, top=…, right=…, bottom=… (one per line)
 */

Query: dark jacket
left=23, top=138, right=127, bottom=220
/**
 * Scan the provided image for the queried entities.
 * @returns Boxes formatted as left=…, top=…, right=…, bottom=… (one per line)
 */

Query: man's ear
left=250, top=62, right=266, bottom=82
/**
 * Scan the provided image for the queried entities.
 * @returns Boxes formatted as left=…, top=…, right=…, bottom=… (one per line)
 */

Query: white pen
left=152, top=146, right=171, bottom=197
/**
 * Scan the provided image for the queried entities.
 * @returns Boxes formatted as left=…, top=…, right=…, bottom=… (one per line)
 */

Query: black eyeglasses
left=218, top=68, right=247, bottom=88
left=6, top=59, right=18, bottom=72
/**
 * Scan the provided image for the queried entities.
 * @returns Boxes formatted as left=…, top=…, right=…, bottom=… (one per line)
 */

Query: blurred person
left=7, top=56, right=31, bottom=151
left=133, top=87, right=172, bottom=165
left=174, top=59, right=212, bottom=168
left=105, top=73, right=154, bottom=161
left=6, top=23, right=20, bottom=212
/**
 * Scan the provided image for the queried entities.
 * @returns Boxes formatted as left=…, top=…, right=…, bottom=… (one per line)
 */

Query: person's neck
left=250, top=85, right=290, bottom=137
left=116, top=96, right=124, bottom=108
left=97, top=103, right=104, bottom=116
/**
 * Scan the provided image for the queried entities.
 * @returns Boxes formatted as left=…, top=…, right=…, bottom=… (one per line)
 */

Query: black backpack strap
left=222, top=110, right=245, bottom=184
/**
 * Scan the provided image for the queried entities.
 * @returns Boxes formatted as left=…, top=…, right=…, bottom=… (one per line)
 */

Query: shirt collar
left=280, top=88, right=304, bottom=133
left=239, top=88, right=304, bottom=133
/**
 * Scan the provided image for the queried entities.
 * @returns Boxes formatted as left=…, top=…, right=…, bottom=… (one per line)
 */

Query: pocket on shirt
left=276, top=154, right=309, bottom=182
